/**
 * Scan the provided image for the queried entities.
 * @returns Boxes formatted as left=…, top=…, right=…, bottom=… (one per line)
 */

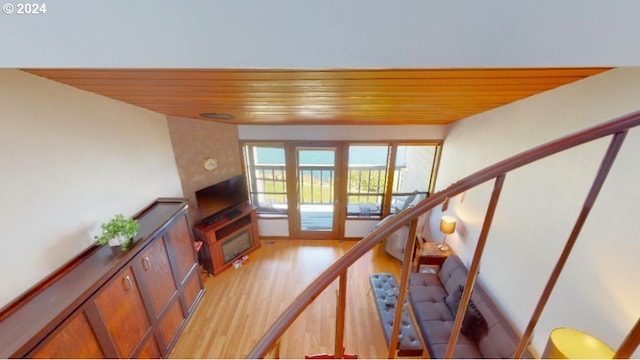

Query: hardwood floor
left=170, top=239, right=402, bottom=358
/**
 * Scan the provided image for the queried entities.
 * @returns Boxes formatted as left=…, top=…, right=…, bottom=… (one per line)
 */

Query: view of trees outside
left=297, top=168, right=334, bottom=204
left=297, top=149, right=335, bottom=204
left=347, top=168, right=387, bottom=204
left=247, top=145, right=288, bottom=211
left=347, top=145, right=389, bottom=211
left=255, top=167, right=287, bottom=204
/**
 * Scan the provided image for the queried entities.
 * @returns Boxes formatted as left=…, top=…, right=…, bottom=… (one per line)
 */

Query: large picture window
left=346, top=145, right=389, bottom=218
left=243, top=143, right=288, bottom=215
left=389, top=144, right=438, bottom=214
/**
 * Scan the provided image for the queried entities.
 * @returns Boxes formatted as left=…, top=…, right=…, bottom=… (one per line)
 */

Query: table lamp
left=542, top=328, right=614, bottom=359
left=439, top=215, right=456, bottom=251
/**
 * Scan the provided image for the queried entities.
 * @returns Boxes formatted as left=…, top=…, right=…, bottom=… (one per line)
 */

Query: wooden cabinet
left=193, top=203, right=260, bottom=275
left=0, top=199, right=205, bottom=359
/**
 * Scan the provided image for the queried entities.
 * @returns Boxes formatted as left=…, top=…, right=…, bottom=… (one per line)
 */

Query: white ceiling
left=3, top=1, right=640, bottom=68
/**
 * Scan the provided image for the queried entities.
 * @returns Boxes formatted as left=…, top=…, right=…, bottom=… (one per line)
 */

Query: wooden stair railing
left=247, top=109, right=640, bottom=359
left=512, top=130, right=628, bottom=358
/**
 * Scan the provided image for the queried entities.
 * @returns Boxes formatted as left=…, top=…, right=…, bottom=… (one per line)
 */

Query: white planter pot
left=108, top=234, right=129, bottom=247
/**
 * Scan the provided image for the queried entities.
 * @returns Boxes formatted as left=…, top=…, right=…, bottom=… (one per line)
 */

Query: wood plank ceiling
left=24, top=68, right=610, bottom=125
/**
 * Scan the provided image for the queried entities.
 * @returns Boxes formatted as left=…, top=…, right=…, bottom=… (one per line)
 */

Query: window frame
left=345, top=143, right=391, bottom=219
left=385, top=142, right=441, bottom=215
left=243, top=142, right=289, bottom=217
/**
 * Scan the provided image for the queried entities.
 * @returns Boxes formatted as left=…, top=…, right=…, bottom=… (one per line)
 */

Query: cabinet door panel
left=158, top=299, right=185, bottom=349
left=94, top=267, right=150, bottom=358
left=134, top=334, right=161, bottom=359
left=166, top=216, right=197, bottom=284
left=183, top=271, right=203, bottom=312
left=29, top=311, right=104, bottom=358
left=138, top=237, right=177, bottom=316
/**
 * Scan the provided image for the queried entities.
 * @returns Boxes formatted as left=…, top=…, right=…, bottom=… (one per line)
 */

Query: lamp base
left=543, top=328, right=614, bottom=359
left=438, top=242, right=449, bottom=251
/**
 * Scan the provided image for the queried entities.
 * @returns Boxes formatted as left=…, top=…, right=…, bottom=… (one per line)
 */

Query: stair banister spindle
left=513, top=131, right=628, bottom=358
left=335, top=271, right=347, bottom=358
left=614, top=316, right=640, bottom=358
left=388, top=218, right=419, bottom=359
left=445, top=174, right=506, bottom=358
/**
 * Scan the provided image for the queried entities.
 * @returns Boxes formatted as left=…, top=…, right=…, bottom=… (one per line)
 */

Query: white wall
left=3, top=1, right=640, bottom=68
left=240, top=124, right=445, bottom=238
left=0, top=70, right=183, bottom=307
left=238, top=124, right=446, bottom=141
left=431, top=68, right=640, bottom=355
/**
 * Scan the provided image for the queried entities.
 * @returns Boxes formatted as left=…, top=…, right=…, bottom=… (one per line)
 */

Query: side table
left=413, top=242, right=452, bottom=272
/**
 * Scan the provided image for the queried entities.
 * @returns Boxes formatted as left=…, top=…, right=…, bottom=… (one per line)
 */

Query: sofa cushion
left=430, top=343, right=483, bottom=359
left=408, top=274, right=447, bottom=305
left=418, top=319, right=482, bottom=359
left=409, top=272, right=442, bottom=287
left=411, top=300, right=452, bottom=324
left=408, top=273, right=451, bottom=327
left=479, top=321, right=521, bottom=358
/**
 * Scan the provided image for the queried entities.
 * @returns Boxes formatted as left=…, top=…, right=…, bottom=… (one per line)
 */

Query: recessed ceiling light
left=200, top=112, right=235, bottom=120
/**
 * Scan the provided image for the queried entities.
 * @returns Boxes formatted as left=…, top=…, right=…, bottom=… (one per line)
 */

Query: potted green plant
left=94, top=214, right=140, bottom=251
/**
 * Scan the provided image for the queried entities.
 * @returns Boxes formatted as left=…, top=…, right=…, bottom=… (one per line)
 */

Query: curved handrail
left=247, top=109, right=640, bottom=358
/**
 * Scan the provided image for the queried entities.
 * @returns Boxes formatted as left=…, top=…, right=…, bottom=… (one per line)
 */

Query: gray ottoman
left=369, top=273, right=423, bottom=356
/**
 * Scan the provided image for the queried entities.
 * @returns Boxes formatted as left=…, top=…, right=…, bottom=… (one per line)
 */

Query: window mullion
left=383, top=144, right=397, bottom=216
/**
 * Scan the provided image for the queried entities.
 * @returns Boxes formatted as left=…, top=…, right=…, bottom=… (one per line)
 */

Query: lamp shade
left=542, top=328, right=614, bottom=359
left=440, top=215, right=456, bottom=235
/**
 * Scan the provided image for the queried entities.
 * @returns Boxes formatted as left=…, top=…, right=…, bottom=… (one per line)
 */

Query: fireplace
left=193, top=204, right=261, bottom=275
left=221, top=229, right=252, bottom=264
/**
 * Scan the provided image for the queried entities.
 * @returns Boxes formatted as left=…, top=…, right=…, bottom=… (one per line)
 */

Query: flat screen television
left=195, top=175, right=249, bottom=224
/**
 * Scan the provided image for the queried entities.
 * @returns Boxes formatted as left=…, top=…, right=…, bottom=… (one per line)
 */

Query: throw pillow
left=444, top=284, right=464, bottom=315
left=444, top=285, right=489, bottom=341
left=461, top=300, right=489, bottom=341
